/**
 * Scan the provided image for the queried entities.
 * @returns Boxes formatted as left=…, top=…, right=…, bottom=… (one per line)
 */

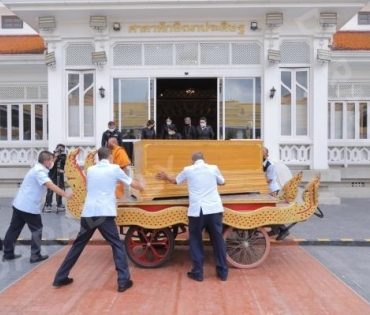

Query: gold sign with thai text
left=128, top=21, right=246, bottom=35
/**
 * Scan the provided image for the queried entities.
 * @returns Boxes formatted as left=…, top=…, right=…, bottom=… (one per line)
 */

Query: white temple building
left=0, top=0, right=370, bottom=201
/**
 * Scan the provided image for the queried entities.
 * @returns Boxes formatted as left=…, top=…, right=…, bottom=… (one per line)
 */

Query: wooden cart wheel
left=124, top=226, right=174, bottom=268
left=223, top=227, right=270, bottom=269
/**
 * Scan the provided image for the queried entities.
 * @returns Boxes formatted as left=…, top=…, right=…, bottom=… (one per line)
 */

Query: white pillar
left=94, top=38, right=111, bottom=148
left=311, top=39, right=329, bottom=169
left=262, top=35, right=281, bottom=161
left=47, top=41, right=64, bottom=152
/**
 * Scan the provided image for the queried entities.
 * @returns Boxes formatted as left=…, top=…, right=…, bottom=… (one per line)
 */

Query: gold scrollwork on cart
left=65, top=148, right=320, bottom=231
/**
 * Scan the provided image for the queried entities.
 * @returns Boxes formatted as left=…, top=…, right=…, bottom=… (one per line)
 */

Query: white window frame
left=328, top=101, right=370, bottom=140
left=1, top=15, right=23, bottom=29
left=66, top=70, right=95, bottom=139
left=112, top=77, right=152, bottom=139
left=358, top=12, right=370, bottom=25
left=0, top=103, right=47, bottom=141
left=280, top=68, right=310, bottom=139
left=221, top=77, right=261, bottom=140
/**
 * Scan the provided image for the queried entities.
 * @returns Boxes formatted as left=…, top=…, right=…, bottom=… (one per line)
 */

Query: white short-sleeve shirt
left=176, top=159, right=225, bottom=217
left=13, top=163, right=51, bottom=214
left=82, top=159, right=133, bottom=217
left=263, top=159, right=281, bottom=193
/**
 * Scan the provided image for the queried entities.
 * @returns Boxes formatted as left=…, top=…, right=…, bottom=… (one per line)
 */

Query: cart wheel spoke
left=125, top=226, right=175, bottom=268
left=223, top=227, right=270, bottom=269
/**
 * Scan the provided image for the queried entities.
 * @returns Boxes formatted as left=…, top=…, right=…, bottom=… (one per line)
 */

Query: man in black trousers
left=156, top=151, right=228, bottom=282
left=53, top=147, right=145, bottom=292
left=2, top=151, right=73, bottom=263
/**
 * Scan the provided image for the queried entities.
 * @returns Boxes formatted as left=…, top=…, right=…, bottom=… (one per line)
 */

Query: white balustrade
left=279, top=144, right=311, bottom=166
left=0, top=145, right=96, bottom=166
left=328, top=146, right=370, bottom=167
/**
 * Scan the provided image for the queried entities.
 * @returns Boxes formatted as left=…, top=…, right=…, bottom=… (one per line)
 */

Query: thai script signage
left=128, top=21, right=246, bottom=35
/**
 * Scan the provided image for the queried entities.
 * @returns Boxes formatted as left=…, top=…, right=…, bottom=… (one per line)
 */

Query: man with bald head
left=155, top=151, right=228, bottom=282
left=107, top=137, right=131, bottom=199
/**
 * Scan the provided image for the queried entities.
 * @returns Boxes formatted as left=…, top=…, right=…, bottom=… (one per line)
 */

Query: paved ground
left=1, top=245, right=369, bottom=315
left=1, top=197, right=370, bottom=312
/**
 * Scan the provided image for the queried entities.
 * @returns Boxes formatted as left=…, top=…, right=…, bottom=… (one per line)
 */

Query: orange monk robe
left=112, top=146, right=131, bottom=199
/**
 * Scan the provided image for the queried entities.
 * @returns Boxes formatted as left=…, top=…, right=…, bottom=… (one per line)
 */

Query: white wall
left=0, top=64, right=47, bottom=84
left=0, top=3, right=36, bottom=35
left=329, top=61, right=370, bottom=81
left=341, top=3, right=370, bottom=31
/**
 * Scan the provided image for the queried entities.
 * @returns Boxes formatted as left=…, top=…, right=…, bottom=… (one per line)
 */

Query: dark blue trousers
left=54, top=216, right=130, bottom=286
left=188, top=211, right=228, bottom=278
left=3, top=207, right=43, bottom=257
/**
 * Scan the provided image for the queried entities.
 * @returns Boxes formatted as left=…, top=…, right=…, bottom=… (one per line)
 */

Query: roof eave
left=331, top=50, right=370, bottom=62
left=0, top=54, right=45, bottom=65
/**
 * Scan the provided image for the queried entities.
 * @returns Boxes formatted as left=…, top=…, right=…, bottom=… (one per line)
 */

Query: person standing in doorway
left=53, top=147, right=145, bottom=292
left=121, top=129, right=136, bottom=162
left=165, top=124, right=182, bottom=139
left=101, top=121, right=123, bottom=147
left=155, top=152, right=228, bottom=282
left=182, top=117, right=197, bottom=139
left=141, top=119, right=156, bottom=139
left=161, top=117, right=177, bottom=139
left=196, top=117, right=214, bottom=140
left=2, top=151, right=73, bottom=263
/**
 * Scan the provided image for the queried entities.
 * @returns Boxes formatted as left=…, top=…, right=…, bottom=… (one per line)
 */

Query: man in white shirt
left=263, top=147, right=281, bottom=195
left=2, top=151, right=73, bottom=263
left=156, top=152, right=228, bottom=282
left=53, top=147, right=145, bottom=293
left=263, top=147, right=288, bottom=239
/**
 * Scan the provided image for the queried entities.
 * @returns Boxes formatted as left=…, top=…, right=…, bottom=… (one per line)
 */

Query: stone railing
left=328, top=145, right=370, bottom=167
left=0, top=143, right=96, bottom=166
left=279, top=143, right=311, bottom=166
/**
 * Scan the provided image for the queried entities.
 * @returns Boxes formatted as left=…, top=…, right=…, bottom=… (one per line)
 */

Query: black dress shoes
left=187, top=272, right=203, bottom=282
left=118, top=280, right=133, bottom=293
left=216, top=273, right=227, bottom=281
left=30, top=254, right=49, bottom=263
left=2, top=254, right=22, bottom=262
left=268, top=227, right=280, bottom=237
left=53, top=277, right=74, bottom=287
left=276, top=228, right=290, bottom=241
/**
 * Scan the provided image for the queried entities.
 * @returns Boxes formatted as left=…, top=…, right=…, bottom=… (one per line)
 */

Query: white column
left=47, top=41, right=64, bottom=152
left=94, top=38, right=111, bottom=148
left=311, top=39, right=329, bottom=169
left=262, top=35, right=281, bottom=161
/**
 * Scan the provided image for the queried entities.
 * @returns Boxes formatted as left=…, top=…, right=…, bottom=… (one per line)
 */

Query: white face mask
left=200, top=122, right=206, bottom=128
left=49, top=162, right=54, bottom=170
left=166, top=121, right=171, bottom=125
left=109, top=128, right=115, bottom=132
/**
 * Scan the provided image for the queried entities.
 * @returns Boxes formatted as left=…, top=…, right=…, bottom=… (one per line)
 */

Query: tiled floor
left=0, top=242, right=369, bottom=315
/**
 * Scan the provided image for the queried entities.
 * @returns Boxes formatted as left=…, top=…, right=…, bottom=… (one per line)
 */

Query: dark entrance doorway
left=156, top=78, right=217, bottom=139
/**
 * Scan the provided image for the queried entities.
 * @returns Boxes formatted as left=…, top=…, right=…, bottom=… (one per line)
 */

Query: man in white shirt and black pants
left=156, top=152, right=228, bottom=282
left=2, top=151, right=73, bottom=263
left=53, top=147, right=145, bottom=292
left=263, top=147, right=289, bottom=239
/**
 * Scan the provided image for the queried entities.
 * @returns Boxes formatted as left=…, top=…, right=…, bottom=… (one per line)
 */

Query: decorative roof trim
left=332, top=31, right=370, bottom=51
left=0, top=35, right=45, bottom=54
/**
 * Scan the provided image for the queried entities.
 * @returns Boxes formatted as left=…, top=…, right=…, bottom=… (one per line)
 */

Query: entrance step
left=318, top=191, right=341, bottom=205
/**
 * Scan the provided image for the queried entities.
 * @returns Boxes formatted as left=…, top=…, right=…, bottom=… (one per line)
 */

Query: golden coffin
left=130, top=140, right=269, bottom=201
